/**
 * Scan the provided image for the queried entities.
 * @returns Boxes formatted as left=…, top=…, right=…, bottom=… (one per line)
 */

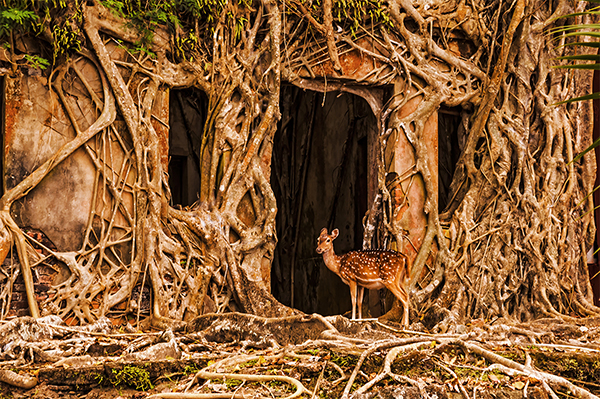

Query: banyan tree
left=0, top=0, right=598, bottom=329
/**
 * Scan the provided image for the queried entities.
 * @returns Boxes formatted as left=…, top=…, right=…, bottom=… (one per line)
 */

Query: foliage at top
left=291, top=0, right=393, bottom=37
left=0, top=0, right=257, bottom=65
left=0, top=0, right=394, bottom=67
left=0, top=0, right=82, bottom=68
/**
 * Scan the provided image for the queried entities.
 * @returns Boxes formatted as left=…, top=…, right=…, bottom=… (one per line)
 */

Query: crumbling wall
left=4, top=72, right=95, bottom=251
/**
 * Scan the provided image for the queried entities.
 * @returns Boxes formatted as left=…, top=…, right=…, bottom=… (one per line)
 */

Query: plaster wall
left=3, top=44, right=170, bottom=253
left=4, top=71, right=95, bottom=251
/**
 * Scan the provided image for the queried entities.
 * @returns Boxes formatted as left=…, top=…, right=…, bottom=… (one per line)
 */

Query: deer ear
left=320, top=227, right=328, bottom=236
left=331, top=229, right=339, bottom=239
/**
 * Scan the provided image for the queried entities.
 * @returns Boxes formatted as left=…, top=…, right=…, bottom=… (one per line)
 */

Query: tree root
left=459, top=340, right=600, bottom=399
left=0, top=369, right=37, bottom=389
left=0, top=315, right=597, bottom=398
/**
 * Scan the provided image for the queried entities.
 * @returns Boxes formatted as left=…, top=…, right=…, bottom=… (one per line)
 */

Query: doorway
left=271, top=87, right=377, bottom=316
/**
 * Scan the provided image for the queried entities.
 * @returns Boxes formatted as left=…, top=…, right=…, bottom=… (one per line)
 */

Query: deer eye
left=326, top=238, right=330, bottom=242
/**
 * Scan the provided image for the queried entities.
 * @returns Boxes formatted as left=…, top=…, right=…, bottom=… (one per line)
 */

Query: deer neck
left=322, top=249, right=341, bottom=275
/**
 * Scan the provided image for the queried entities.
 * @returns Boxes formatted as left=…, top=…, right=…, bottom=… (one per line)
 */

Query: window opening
left=168, top=88, right=208, bottom=207
left=438, top=107, right=462, bottom=213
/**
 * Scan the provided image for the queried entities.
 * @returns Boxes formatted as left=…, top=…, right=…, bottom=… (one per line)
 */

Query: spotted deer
left=316, top=228, right=411, bottom=325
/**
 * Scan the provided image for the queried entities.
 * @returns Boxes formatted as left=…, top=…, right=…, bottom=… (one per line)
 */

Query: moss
left=363, top=355, right=384, bottom=373
left=454, top=366, right=482, bottom=379
left=530, top=350, right=600, bottom=391
left=110, top=365, right=154, bottom=391
left=498, top=351, right=523, bottom=362
left=183, top=363, right=201, bottom=375
left=239, top=358, right=259, bottom=368
left=329, top=352, right=359, bottom=369
left=224, top=378, right=243, bottom=389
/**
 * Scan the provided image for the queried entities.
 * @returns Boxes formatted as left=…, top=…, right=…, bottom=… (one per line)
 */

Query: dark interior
left=271, top=87, right=377, bottom=316
left=168, top=87, right=208, bottom=207
left=438, top=107, right=462, bottom=213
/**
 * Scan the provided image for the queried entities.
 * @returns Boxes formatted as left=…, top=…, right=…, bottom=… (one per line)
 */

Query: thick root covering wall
left=0, top=0, right=596, bottom=328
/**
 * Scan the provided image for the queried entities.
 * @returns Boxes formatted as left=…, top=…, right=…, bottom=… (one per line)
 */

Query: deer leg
left=348, top=280, right=358, bottom=319
left=387, top=283, right=410, bottom=326
left=357, top=286, right=365, bottom=319
left=399, top=295, right=409, bottom=326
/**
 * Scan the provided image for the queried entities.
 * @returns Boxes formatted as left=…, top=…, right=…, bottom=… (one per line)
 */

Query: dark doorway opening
left=271, top=87, right=377, bottom=316
left=438, top=107, right=462, bottom=213
left=168, top=88, right=208, bottom=207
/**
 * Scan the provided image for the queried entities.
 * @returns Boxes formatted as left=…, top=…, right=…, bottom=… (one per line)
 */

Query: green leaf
left=561, top=41, right=600, bottom=48
left=551, top=0, right=600, bottom=164
left=572, top=135, right=600, bottom=163
left=551, top=23, right=600, bottom=33
left=1, top=9, right=38, bottom=25
left=554, top=92, right=600, bottom=105
left=552, top=63, right=600, bottom=70
left=24, top=54, right=50, bottom=70
left=556, top=54, right=600, bottom=61
left=552, top=9, right=600, bottom=20
left=560, top=31, right=600, bottom=39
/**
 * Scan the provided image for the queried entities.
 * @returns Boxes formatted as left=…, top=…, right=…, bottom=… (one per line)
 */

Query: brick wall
left=2, top=229, right=57, bottom=318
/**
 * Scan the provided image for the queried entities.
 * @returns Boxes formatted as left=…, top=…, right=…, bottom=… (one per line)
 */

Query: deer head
left=316, top=228, right=339, bottom=254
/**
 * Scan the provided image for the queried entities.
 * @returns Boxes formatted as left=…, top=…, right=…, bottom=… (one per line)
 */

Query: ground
left=0, top=314, right=599, bottom=399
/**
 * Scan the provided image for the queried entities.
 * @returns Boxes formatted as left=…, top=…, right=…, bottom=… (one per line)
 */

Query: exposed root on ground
left=0, top=314, right=599, bottom=398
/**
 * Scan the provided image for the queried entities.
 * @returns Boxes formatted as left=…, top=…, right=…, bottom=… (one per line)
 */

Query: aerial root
left=341, top=338, right=433, bottom=398
left=336, top=331, right=600, bottom=399
left=0, top=369, right=38, bottom=389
